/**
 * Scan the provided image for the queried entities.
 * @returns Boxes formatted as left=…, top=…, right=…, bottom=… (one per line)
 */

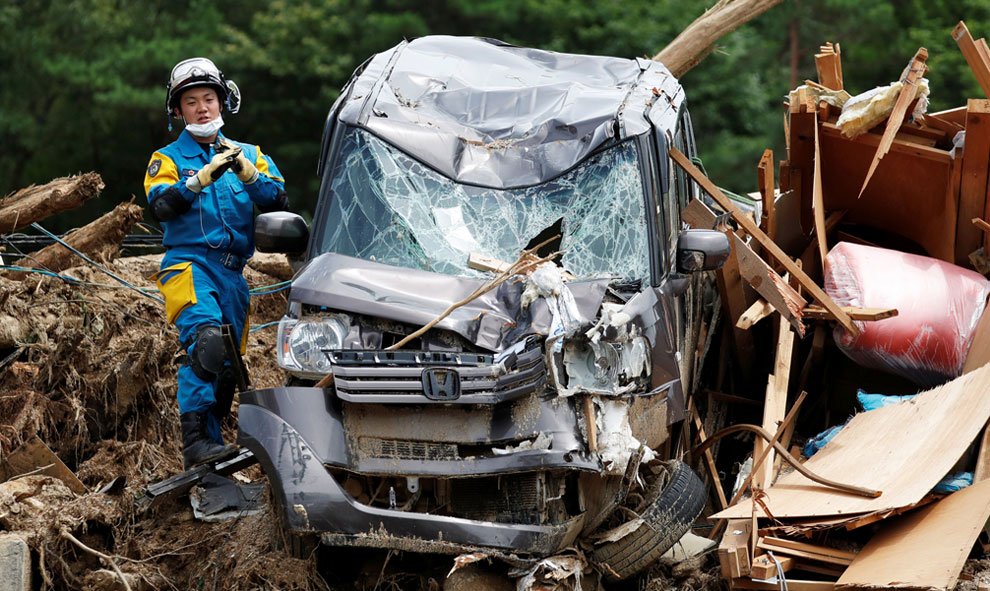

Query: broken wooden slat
left=754, top=319, right=795, bottom=488
left=718, top=519, right=752, bottom=578
left=953, top=21, right=990, bottom=98
left=682, top=199, right=755, bottom=382
left=758, top=149, right=776, bottom=242
left=758, top=537, right=856, bottom=566
left=838, top=479, right=990, bottom=591
left=957, top=100, right=990, bottom=263
left=812, top=119, right=828, bottom=271
left=800, top=306, right=897, bottom=321
left=815, top=42, right=843, bottom=91
left=736, top=299, right=774, bottom=330
left=670, top=147, right=858, bottom=336
left=690, top=403, right=729, bottom=511
left=732, top=234, right=806, bottom=337
left=857, top=48, right=929, bottom=199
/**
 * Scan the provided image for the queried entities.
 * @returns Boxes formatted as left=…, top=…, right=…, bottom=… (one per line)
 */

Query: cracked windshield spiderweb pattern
left=321, top=127, right=650, bottom=281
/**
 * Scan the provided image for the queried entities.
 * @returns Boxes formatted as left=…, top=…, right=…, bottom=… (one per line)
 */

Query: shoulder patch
left=147, top=159, right=162, bottom=178
left=182, top=168, right=197, bottom=177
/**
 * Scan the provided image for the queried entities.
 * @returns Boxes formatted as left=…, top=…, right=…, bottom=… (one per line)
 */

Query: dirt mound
left=0, top=254, right=328, bottom=590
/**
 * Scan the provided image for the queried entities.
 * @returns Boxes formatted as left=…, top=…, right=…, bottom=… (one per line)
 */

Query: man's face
left=176, top=87, right=220, bottom=124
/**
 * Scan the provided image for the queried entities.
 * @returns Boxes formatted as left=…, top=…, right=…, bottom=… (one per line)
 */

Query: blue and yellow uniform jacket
left=143, top=129, right=287, bottom=260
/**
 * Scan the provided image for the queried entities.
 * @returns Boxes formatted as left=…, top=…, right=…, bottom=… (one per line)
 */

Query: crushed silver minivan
left=242, top=35, right=729, bottom=580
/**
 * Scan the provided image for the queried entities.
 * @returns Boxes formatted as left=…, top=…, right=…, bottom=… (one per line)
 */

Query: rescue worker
left=144, top=57, right=288, bottom=469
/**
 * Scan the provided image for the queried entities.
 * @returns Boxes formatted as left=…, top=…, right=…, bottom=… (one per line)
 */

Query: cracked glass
left=318, top=126, right=651, bottom=281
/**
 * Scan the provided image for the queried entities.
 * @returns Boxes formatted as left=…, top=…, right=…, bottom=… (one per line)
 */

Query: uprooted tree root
left=0, top=254, right=329, bottom=590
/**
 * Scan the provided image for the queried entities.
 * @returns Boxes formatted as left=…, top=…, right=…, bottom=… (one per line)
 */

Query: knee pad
left=190, top=325, right=227, bottom=381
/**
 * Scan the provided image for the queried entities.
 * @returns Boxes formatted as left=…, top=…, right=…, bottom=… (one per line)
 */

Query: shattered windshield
left=317, top=126, right=651, bottom=281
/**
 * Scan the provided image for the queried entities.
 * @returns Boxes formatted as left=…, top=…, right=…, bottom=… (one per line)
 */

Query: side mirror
left=677, top=229, right=730, bottom=273
left=256, top=212, right=309, bottom=254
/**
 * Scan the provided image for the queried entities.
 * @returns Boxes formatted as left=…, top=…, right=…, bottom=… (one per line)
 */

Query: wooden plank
left=760, top=537, right=857, bottom=563
left=733, top=578, right=835, bottom=591
left=682, top=199, right=755, bottom=381
left=815, top=42, right=843, bottom=91
left=818, top=122, right=951, bottom=164
left=929, top=106, right=968, bottom=127
left=754, top=319, right=795, bottom=488
left=0, top=435, right=87, bottom=495
left=719, top=519, right=752, bottom=578
left=712, top=364, right=990, bottom=519
left=751, top=554, right=795, bottom=580
left=732, top=234, right=806, bottom=337
left=812, top=120, right=828, bottom=271
left=857, top=48, right=929, bottom=198
left=758, top=149, right=776, bottom=242
left=837, top=479, right=990, bottom=591
left=801, top=306, right=897, bottom=321
left=691, top=403, right=729, bottom=511
left=953, top=21, right=990, bottom=97
left=958, top=100, right=990, bottom=263
left=671, top=147, right=856, bottom=335
left=736, top=299, right=774, bottom=330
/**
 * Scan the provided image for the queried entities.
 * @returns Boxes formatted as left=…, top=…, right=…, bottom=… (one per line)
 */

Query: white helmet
left=165, top=57, right=241, bottom=121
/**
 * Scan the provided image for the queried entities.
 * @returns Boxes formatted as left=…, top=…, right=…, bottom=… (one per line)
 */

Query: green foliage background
left=2, top=0, right=989, bottom=232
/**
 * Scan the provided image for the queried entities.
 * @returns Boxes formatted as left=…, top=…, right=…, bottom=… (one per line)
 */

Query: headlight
left=277, top=314, right=350, bottom=376
left=563, top=336, right=652, bottom=393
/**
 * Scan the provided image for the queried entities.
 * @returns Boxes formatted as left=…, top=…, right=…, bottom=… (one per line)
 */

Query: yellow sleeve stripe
left=144, top=152, right=180, bottom=196
left=254, top=147, right=284, bottom=183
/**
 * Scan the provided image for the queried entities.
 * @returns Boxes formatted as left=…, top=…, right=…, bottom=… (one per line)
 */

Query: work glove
left=185, top=148, right=241, bottom=193
left=219, top=138, right=259, bottom=184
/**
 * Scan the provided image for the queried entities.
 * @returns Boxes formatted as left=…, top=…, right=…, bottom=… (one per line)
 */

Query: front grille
left=358, top=437, right=459, bottom=461
left=327, top=338, right=546, bottom=404
left=451, top=473, right=543, bottom=524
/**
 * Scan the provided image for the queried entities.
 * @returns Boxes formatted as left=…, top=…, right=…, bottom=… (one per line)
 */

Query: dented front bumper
left=238, top=386, right=602, bottom=554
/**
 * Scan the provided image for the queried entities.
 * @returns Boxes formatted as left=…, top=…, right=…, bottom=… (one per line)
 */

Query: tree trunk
left=653, top=0, right=785, bottom=78
left=0, top=173, right=104, bottom=233
left=8, top=201, right=144, bottom=280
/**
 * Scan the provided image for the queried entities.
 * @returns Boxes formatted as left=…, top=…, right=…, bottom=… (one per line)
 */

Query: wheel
left=590, top=460, right=705, bottom=581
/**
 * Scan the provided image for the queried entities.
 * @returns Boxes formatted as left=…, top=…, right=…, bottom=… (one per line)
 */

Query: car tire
left=590, top=460, right=705, bottom=581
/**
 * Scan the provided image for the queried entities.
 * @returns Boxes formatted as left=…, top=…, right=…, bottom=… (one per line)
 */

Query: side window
left=672, top=107, right=697, bottom=210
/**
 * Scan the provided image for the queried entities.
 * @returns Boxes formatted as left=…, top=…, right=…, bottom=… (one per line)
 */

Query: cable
left=28, top=223, right=164, bottom=304
left=249, top=321, right=280, bottom=333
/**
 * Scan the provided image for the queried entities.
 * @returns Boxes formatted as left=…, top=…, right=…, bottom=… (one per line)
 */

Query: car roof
left=336, top=35, right=686, bottom=189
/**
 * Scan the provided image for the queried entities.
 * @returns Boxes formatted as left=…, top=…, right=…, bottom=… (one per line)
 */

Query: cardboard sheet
left=836, top=479, right=990, bottom=590
left=712, top=364, right=990, bottom=519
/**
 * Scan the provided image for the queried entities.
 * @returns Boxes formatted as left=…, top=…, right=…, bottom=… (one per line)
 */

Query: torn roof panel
left=337, top=36, right=685, bottom=189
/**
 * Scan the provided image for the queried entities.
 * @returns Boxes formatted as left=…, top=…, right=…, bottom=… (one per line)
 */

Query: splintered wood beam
left=733, top=234, right=806, bottom=337
left=801, top=306, right=898, bottom=321
left=815, top=41, right=843, bottom=90
left=754, top=320, right=796, bottom=488
left=758, top=149, right=776, bottom=242
left=954, top=21, right=990, bottom=97
left=975, top=217, right=990, bottom=234
left=857, top=47, right=929, bottom=199
left=670, top=147, right=859, bottom=336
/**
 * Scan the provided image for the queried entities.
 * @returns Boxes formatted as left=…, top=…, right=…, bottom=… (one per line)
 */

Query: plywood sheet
left=712, top=364, right=990, bottom=519
left=836, top=479, right=990, bottom=591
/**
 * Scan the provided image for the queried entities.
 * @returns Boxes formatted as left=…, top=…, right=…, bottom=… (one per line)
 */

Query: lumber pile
left=680, top=21, right=990, bottom=591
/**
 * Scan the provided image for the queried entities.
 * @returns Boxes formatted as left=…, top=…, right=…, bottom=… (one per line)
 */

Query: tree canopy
left=2, top=1, right=989, bottom=230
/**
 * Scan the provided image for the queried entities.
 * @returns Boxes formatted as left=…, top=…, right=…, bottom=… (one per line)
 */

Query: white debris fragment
left=659, top=532, right=717, bottom=565
left=492, top=432, right=553, bottom=455
left=522, top=262, right=581, bottom=351
left=510, top=548, right=587, bottom=591
left=596, top=398, right=655, bottom=474
left=448, top=552, right=490, bottom=576
left=591, top=517, right=644, bottom=545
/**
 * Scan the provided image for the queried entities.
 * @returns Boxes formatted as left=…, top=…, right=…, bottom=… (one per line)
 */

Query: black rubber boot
left=180, top=411, right=237, bottom=470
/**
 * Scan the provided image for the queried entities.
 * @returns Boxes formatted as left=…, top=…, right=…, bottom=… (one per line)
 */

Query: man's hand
left=185, top=149, right=241, bottom=193
left=219, top=139, right=259, bottom=184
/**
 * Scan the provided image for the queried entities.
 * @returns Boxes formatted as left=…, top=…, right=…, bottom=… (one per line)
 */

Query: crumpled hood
left=289, top=253, right=610, bottom=352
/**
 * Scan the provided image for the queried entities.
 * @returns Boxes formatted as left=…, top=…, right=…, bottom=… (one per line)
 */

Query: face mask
left=185, top=115, right=225, bottom=138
